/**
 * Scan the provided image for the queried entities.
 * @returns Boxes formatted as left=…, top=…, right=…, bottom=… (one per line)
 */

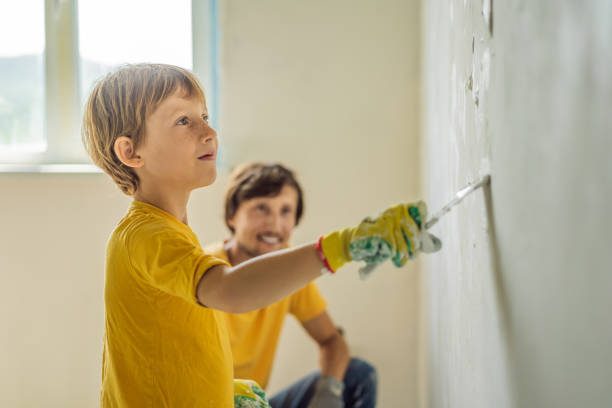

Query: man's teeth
left=260, top=235, right=281, bottom=244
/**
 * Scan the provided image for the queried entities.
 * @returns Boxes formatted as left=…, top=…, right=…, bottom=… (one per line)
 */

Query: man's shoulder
left=204, top=240, right=229, bottom=262
left=293, top=281, right=322, bottom=296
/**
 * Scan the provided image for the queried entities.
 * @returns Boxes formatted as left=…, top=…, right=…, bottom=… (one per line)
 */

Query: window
left=0, top=0, right=219, bottom=172
left=0, top=0, right=45, bottom=155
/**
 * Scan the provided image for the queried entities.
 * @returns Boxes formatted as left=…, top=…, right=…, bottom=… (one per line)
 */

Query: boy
left=82, top=63, right=439, bottom=407
left=206, top=163, right=377, bottom=408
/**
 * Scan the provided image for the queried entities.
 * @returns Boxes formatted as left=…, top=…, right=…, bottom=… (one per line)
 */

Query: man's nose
left=265, top=212, right=283, bottom=231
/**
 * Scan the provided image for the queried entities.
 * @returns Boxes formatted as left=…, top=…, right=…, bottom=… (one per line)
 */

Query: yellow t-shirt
left=205, top=241, right=327, bottom=389
left=102, top=201, right=233, bottom=407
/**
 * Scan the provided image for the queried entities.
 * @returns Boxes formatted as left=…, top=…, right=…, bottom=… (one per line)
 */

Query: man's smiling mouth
left=259, top=234, right=281, bottom=244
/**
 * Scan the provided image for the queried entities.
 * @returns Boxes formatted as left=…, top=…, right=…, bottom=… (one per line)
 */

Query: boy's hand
left=234, top=379, right=270, bottom=408
left=319, top=202, right=441, bottom=273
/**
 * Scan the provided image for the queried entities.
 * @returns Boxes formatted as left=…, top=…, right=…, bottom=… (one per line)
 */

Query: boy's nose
left=200, top=126, right=216, bottom=143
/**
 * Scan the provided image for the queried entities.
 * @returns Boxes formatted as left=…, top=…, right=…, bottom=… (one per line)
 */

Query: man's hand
left=308, top=376, right=344, bottom=408
left=319, top=201, right=442, bottom=272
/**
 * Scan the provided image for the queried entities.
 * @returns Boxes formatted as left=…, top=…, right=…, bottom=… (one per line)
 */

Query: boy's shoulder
left=115, top=205, right=163, bottom=234
left=111, top=203, right=190, bottom=249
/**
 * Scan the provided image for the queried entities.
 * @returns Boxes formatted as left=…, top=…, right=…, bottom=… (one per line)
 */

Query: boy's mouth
left=198, top=151, right=216, bottom=160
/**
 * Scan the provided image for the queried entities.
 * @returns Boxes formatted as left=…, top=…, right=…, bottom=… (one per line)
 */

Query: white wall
left=217, top=1, right=423, bottom=406
left=422, top=1, right=612, bottom=407
left=0, top=0, right=423, bottom=406
left=0, top=174, right=129, bottom=406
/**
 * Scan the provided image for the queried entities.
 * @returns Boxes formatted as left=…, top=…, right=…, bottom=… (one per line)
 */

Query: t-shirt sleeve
left=128, top=225, right=229, bottom=305
left=289, top=282, right=328, bottom=323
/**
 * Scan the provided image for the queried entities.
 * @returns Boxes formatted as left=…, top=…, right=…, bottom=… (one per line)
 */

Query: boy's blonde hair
left=82, top=63, right=206, bottom=195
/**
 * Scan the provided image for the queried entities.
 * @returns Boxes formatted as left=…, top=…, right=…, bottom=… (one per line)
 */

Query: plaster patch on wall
left=482, top=0, right=492, bottom=34
left=465, top=73, right=473, bottom=93
left=424, top=2, right=509, bottom=405
left=451, top=63, right=457, bottom=118
left=470, top=44, right=491, bottom=108
left=478, top=47, right=491, bottom=152
left=452, top=132, right=462, bottom=184
left=452, top=62, right=469, bottom=152
left=470, top=40, right=493, bottom=152
left=452, top=62, right=468, bottom=151
left=480, top=48, right=491, bottom=91
left=459, top=79, right=467, bottom=146
left=479, top=157, right=491, bottom=178
left=470, top=50, right=479, bottom=107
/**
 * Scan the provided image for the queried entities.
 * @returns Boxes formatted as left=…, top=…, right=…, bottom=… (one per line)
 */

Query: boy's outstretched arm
left=197, top=201, right=440, bottom=313
left=197, top=242, right=322, bottom=313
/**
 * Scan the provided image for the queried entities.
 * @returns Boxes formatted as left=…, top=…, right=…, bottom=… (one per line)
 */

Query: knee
left=346, top=357, right=378, bottom=388
left=343, top=358, right=378, bottom=407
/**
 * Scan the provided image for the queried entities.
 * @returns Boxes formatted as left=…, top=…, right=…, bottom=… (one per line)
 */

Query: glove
left=318, top=201, right=441, bottom=273
left=234, top=379, right=270, bottom=408
left=308, top=376, right=345, bottom=408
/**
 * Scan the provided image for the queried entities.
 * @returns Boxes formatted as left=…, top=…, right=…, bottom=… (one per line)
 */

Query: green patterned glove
left=234, top=379, right=270, bottom=408
left=318, top=202, right=441, bottom=274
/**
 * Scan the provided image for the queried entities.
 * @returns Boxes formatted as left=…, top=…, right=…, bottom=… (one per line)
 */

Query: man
left=206, top=162, right=378, bottom=408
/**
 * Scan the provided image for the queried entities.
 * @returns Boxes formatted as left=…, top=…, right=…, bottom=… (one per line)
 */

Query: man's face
left=228, top=184, right=299, bottom=257
left=135, top=89, right=218, bottom=191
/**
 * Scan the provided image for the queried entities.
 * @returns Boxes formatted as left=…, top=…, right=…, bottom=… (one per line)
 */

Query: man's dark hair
left=224, top=162, right=304, bottom=233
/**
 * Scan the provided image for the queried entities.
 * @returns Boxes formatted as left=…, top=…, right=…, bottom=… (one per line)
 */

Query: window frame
left=0, top=0, right=220, bottom=173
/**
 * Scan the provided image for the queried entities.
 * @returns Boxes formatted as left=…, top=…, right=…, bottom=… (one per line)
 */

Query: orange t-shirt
left=205, top=241, right=327, bottom=389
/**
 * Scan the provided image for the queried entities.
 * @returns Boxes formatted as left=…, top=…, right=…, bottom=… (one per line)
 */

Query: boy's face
left=228, top=184, right=299, bottom=257
left=135, top=89, right=218, bottom=191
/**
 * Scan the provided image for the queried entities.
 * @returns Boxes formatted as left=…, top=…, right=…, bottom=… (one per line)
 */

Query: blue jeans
left=268, top=358, right=377, bottom=408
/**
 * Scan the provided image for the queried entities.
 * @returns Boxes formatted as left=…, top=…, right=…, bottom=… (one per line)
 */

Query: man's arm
left=197, top=242, right=323, bottom=313
left=302, top=311, right=350, bottom=381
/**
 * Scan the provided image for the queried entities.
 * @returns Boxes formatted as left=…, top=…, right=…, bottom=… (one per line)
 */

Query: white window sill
left=0, top=164, right=101, bottom=173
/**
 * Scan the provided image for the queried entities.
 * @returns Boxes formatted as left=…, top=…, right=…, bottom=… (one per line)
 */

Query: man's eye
left=177, top=117, right=188, bottom=125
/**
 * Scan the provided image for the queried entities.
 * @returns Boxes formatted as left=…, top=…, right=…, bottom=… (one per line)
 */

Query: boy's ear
left=114, top=136, right=144, bottom=168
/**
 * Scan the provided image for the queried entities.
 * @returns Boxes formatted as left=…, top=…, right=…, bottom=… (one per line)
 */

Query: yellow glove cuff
left=320, top=227, right=353, bottom=272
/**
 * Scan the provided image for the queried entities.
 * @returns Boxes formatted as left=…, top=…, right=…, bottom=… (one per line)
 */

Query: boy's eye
left=202, top=114, right=209, bottom=123
left=176, top=117, right=188, bottom=125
